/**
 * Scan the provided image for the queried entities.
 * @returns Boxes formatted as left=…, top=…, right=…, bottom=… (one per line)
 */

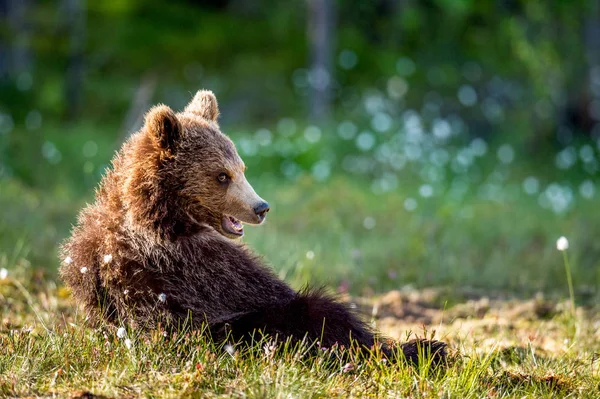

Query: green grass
left=1, top=172, right=600, bottom=397
left=1, top=120, right=600, bottom=397
left=2, top=171, right=599, bottom=296
left=1, top=263, right=599, bottom=397
left=246, top=175, right=600, bottom=297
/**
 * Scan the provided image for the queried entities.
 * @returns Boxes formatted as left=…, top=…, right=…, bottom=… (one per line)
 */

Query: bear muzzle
left=220, top=200, right=268, bottom=238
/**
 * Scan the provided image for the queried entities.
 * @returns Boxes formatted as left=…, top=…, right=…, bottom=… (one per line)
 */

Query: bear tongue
left=229, top=216, right=243, bottom=231
left=221, top=215, right=244, bottom=236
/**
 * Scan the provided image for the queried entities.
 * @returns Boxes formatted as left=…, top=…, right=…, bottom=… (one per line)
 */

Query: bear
left=59, top=90, right=446, bottom=364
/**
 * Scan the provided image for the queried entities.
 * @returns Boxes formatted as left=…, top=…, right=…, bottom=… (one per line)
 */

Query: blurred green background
left=1, top=0, right=599, bottom=299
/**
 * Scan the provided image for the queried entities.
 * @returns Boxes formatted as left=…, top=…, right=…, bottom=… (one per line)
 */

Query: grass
left=1, top=262, right=599, bottom=397
left=2, top=171, right=599, bottom=296
left=1, top=172, right=600, bottom=397
left=1, top=121, right=600, bottom=397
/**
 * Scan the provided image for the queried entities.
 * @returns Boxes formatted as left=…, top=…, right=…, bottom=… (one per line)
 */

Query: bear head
left=123, top=90, right=269, bottom=240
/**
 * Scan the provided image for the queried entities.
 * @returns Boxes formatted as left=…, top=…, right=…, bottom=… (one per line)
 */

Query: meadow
left=1, top=118, right=599, bottom=397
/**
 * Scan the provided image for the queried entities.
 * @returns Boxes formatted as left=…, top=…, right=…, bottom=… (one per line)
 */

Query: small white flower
left=0, top=268, right=7, bottom=280
left=556, top=236, right=569, bottom=251
left=123, top=289, right=129, bottom=295
left=224, top=344, right=236, bottom=356
left=117, top=327, right=127, bottom=339
left=158, top=293, right=167, bottom=303
left=341, top=362, right=354, bottom=373
left=103, top=254, right=113, bottom=264
left=64, top=256, right=73, bottom=265
left=80, top=267, right=88, bottom=274
left=124, top=338, right=132, bottom=349
left=263, top=341, right=277, bottom=358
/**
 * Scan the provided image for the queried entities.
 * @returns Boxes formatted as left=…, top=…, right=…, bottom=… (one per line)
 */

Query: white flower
left=341, top=362, right=354, bottom=373
left=124, top=338, right=132, bottom=349
left=0, top=268, right=7, bottom=280
left=158, top=293, right=167, bottom=303
left=224, top=344, right=236, bottom=356
left=263, top=341, right=277, bottom=358
left=123, top=289, right=129, bottom=295
left=80, top=267, right=88, bottom=274
left=64, top=256, right=73, bottom=265
left=103, top=254, right=113, bottom=264
left=117, top=327, right=127, bottom=339
left=556, top=236, right=569, bottom=251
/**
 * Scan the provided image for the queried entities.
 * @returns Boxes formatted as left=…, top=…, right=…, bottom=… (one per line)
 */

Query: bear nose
left=254, top=202, right=270, bottom=222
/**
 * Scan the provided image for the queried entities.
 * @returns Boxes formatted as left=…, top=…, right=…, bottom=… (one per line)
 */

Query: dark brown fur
left=60, top=90, right=446, bottom=364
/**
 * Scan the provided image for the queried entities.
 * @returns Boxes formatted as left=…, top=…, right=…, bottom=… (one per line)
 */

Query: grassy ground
left=1, top=266, right=599, bottom=398
left=1, top=171, right=600, bottom=397
left=2, top=119, right=600, bottom=397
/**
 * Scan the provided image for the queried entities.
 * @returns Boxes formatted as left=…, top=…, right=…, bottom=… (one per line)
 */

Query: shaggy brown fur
left=60, top=90, right=446, bottom=364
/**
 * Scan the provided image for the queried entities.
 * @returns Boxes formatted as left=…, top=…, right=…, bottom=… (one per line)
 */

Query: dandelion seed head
left=224, top=344, right=235, bottom=356
left=124, top=338, right=132, bottom=349
left=117, top=327, right=126, bottom=339
left=556, top=236, right=569, bottom=251
left=80, top=267, right=88, bottom=274
left=103, top=254, right=113, bottom=264
left=306, top=251, right=315, bottom=260
left=0, top=268, right=7, bottom=280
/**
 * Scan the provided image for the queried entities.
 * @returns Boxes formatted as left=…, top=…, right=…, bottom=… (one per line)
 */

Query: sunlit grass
left=0, top=174, right=599, bottom=396
left=1, top=264, right=599, bottom=397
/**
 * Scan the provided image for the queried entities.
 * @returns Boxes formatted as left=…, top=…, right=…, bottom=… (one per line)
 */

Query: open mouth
left=221, top=215, right=244, bottom=237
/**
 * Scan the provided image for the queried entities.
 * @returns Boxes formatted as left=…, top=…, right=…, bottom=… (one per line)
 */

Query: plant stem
left=562, top=251, right=575, bottom=315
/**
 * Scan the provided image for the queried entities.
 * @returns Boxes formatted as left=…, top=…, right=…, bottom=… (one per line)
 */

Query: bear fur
left=60, top=90, right=445, bottom=364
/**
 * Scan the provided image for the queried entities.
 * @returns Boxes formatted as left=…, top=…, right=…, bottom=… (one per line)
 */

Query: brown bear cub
left=60, top=90, right=445, bottom=364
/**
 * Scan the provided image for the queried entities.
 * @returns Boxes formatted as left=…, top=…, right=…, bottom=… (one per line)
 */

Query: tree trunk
left=119, top=74, right=157, bottom=144
left=0, top=0, right=8, bottom=79
left=64, top=0, right=86, bottom=120
left=585, top=0, right=600, bottom=68
left=307, top=0, right=335, bottom=122
left=578, top=0, right=600, bottom=133
left=0, top=0, right=33, bottom=80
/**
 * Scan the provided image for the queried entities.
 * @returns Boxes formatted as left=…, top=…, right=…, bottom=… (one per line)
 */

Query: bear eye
left=217, top=173, right=229, bottom=183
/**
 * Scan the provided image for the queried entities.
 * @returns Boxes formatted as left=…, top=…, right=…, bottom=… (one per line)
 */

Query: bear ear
left=184, top=90, right=220, bottom=122
left=144, top=105, right=182, bottom=155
